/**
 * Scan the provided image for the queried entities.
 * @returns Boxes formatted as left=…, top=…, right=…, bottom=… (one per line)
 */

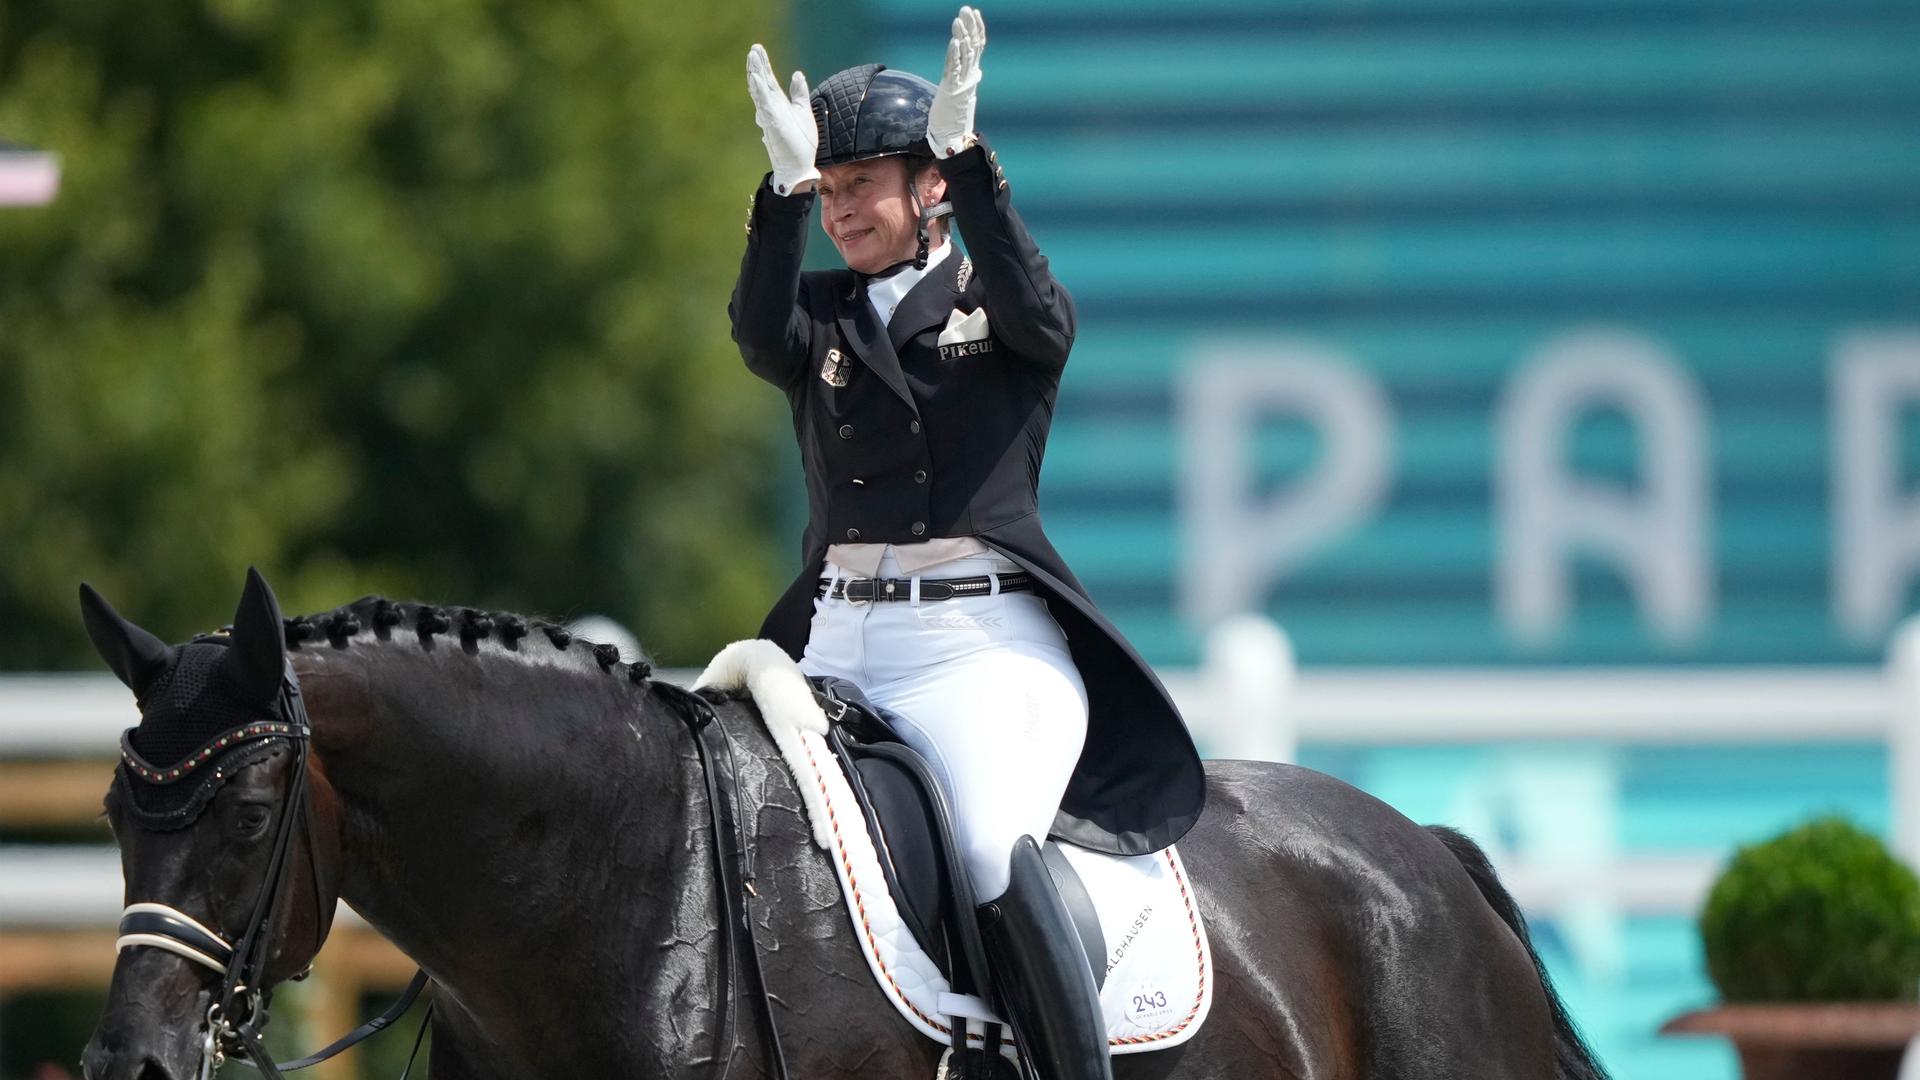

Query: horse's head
left=78, top=569, right=340, bottom=1080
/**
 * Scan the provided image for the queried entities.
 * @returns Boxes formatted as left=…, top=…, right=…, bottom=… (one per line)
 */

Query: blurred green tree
left=0, top=0, right=786, bottom=667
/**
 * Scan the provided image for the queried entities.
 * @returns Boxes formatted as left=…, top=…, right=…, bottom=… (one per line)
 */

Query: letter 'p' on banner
left=1178, top=343, right=1394, bottom=628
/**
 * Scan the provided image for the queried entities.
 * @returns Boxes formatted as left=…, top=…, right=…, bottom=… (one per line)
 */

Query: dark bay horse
left=79, top=571, right=1610, bottom=1079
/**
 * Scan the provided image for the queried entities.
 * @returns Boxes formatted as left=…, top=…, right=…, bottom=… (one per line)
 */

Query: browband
left=119, top=720, right=306, bottom=786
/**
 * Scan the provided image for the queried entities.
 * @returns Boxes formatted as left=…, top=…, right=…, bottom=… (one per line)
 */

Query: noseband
left=115, top=903, right=236, bottom=976
left=113, top=655, right=429, bottom=1078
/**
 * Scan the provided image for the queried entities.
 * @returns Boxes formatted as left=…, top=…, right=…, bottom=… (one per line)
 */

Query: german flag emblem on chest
left=820, top=348, right=850, bottom=388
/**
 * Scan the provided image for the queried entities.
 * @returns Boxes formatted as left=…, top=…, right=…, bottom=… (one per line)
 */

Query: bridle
left=112, top=650, right=785, bottom=1080
left=113, top=655, right=429, bottom=1079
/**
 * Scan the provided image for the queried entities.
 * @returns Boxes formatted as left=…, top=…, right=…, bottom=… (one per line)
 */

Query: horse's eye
left=236, top=806, right=272, bottom=835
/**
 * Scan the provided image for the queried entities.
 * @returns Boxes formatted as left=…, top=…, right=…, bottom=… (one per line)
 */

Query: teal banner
left=818, top=0, right=1920, bottom=666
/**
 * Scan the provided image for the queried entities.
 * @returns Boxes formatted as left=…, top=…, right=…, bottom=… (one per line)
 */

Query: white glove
left=746, top=44, right=820, bottom=196
left=926, top=6, right=985, bottom=158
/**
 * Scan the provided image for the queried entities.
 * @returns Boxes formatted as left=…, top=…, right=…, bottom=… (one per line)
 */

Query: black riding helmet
left=811, top=63, right=953, bottom=269
left=811, top=64, right=937, bottom=168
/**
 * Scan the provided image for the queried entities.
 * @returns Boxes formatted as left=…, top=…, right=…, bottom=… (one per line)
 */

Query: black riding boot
left=978, top=836, right=1113, bottom=1080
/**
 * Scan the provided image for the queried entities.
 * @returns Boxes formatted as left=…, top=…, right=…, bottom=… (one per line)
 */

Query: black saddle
left=809, top=678, right=1108, bottom=1001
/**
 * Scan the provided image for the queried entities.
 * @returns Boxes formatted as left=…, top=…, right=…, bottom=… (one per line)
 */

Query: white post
left=1890, top=616, right=1920, bottom=873
left=0, top=143, right=60, bottom=206
left=1201, top=615, right=1297, bottom=763
left=1895, top=620, right=1920, bottom=1042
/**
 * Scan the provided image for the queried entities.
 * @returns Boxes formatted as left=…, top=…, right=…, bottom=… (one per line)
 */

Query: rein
left=114, top=657, right=431, bottom=1079
left=653, top=681, right=792, bottom=1080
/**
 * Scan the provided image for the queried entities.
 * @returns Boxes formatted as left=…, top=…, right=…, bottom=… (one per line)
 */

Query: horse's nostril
left=136, top=1058, right=177, bottom=1080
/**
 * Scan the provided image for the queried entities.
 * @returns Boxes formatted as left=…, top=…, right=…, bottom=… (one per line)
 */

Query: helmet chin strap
left=908, top=177, right=954, bottom=270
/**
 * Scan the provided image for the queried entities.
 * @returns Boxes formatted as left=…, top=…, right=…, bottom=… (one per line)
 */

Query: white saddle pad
left=696, top=641, right=1213, bottom=1056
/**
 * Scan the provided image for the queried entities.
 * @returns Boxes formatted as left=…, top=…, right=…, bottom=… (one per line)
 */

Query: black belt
left=818, top=572, right=1033, bottom=603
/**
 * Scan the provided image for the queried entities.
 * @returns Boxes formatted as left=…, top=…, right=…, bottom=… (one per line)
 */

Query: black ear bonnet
left=117, top=636, right=303, bottom=830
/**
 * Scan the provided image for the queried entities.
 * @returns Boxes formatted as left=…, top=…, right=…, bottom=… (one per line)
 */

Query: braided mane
left=280, top=596, right=656, bottom=686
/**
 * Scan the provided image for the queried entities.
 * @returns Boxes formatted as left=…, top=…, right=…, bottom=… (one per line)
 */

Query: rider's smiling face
left=818, top=157, right=946, bottom=274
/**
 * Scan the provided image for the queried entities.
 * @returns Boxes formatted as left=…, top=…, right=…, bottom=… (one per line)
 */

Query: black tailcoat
left=729, top=138, right=1204, bottom=855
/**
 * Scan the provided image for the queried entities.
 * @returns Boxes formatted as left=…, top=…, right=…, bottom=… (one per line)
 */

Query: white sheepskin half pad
left=693, top=639, right=834, bottom=848
left=694, top=640, right=1213, bottom=1056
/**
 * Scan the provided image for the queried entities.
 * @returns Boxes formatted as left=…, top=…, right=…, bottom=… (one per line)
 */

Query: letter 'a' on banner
left=1495, top=328, right=1714, bottom=650
left=0, top=141, right=60, bottom=206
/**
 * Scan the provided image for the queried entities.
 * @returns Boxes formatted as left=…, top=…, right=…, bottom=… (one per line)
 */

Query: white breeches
left=799, top=551, right=1089, bottom=901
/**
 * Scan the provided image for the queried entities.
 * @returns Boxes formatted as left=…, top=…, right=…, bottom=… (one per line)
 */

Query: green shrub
left=1701, top=816, right=1920, bottom=1002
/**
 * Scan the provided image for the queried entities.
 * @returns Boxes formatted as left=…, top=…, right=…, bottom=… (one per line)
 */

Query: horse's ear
left=224, top=567, right=287, bottom=703
left=79, top=583, right=173, bottom=698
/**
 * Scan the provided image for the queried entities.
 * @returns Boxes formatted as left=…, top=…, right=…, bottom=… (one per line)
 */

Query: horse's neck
left=303, top=647, right=702, bottom=1003
left=304, top=650, right=888, bottom=1073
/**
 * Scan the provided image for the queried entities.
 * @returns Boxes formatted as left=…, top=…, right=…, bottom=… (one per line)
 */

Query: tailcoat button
left=914, top=470, right=928, bottom=484
left=839, top=424, right=854, bottom=439
left=911, top=521, right=927, bottom=536
left=846, top=528, right=861, bottom=541
left=909, top=420, right=921, bottom=434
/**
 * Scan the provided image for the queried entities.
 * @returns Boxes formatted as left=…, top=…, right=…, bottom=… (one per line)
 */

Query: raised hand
left=746, top=43, right=820, bottom=195
left=926, top=6, right=986, bottom=157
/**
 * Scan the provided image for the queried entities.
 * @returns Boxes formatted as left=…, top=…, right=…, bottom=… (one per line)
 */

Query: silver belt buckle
left=843, top=575, right=873, bottom=608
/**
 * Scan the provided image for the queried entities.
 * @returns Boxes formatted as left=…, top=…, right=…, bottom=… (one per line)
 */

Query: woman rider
left=733, top=10, right=1205, bottom=1078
